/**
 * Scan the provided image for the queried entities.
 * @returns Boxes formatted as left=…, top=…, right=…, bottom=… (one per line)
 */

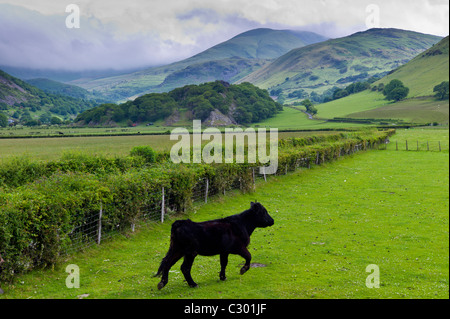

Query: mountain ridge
left=72, top=28, right=328, bottom=101
left=239, top=28, right=442, bottom=101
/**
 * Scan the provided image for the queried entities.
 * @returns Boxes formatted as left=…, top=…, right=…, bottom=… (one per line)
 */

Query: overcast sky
left=0, top=0, right=448, bottom=71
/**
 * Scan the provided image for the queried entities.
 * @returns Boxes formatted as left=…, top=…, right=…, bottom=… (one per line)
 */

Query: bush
left=130, top=146, right=156, bottom=163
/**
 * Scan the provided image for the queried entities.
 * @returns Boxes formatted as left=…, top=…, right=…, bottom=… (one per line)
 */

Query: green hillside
left=315, top=36, right=449, bottom=125
left=75, top=81, right=283, bottom=126
left=0, top=69, right=102, bottom=126
left=374, top=36, right=449, bottom=97
left=25, top=78, right=109, bottom=102
left=240, top=28, right=442, bottom=100
left=73, top=28, right=327, bottom=101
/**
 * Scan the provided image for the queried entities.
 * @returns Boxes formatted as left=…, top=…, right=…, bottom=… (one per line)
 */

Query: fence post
left=439, top=141, right=441, bottom=152
left=406, top=140, right=408, bottom=151
left=205, top=178, right=209, bottom=203
left=161, top=187, right=165, bottom=223
left=396, top=141, right=398, bottom=151
left=417, top=140, right=419, bottom=151
left=251, top=168, right=255, bottom=189
left=97, top=202, right=102, bottom=245
left=427, top=141, right=429, bottom=151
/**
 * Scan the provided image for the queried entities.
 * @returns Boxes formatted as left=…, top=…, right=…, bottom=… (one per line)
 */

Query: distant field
left=253, top=106, right=368, bottom=130
left=0, top=129, right=341, bottom=162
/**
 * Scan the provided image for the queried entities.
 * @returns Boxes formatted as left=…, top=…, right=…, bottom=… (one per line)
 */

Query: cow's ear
left=250, top=201, right=255, bottom=207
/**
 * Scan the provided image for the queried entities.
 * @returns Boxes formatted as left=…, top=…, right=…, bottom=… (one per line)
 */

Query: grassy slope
left=315, top=90, right=390, bottom=119
left=315, top=36, right=449, bottom=123
left=348, top=98, right=449, bottom=124
left=1, top=129, right=448, bottom=299
left=374, top=36, right=449, bottom=97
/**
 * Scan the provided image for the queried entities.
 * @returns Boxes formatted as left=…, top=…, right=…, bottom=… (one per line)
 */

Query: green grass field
left=1, top=128, right=448, bottom=299
left=253, top=106, right=367, bottom=130
left=347, top=98, right=449, bottom=124
left=0, top=129, right=344, bottom=162
left=315, top=90, right=390, bottom=119
left=315, top=90, right=449, bottom=125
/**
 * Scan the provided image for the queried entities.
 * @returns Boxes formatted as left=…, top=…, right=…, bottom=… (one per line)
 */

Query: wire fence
left=61, top=139, right=386, bottom=255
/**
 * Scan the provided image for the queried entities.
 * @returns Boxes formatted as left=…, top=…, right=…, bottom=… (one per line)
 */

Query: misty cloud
left=0, top=0, right=448, bottom=71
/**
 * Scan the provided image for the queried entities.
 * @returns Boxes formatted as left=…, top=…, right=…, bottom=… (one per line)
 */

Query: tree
left=301, top=99, right=317, bottom=115
left=383, top=79, right=409, bottom=101
left=433, top=81, right=449, bottom=100
left=333, top=89, right=349, bottom=100
left=0, top=113, right=7, bottom=127
left=50, top=116, right=63, bottom=125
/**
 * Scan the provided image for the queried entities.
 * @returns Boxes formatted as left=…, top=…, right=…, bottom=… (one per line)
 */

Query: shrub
left=130, top=146, right=156, bottom=163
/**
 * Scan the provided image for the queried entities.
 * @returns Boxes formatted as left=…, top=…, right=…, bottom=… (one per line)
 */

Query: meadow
left=0, top=108, right=367, bottom=161
left=1, top=128, right=448, bottom=299
left=315, top=90, right=449, bottom=125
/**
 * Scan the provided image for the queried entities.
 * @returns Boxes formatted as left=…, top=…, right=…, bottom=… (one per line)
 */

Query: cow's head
left=250, top=201, right=274, bottom=228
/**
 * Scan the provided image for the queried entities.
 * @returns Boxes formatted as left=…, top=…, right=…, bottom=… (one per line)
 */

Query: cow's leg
left=157, top=250, right=183, bottom=290
left=219, top=253, right=228, bottom=281
left=181, top=254, right=198, bottom=288
left=238, top=247, right=252, bottom=275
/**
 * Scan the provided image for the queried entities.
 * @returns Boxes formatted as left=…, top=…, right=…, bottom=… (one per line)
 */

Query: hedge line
left=0, top=129, right=394, bottom=281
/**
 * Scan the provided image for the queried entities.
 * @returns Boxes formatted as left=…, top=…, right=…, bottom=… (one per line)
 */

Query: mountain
left=75, top=81, right=283, bottom=126
left=239, top=28, right=442, bottom=101
left=314, top=35, right=449, bottom=124
left=73, top=28, right=328, bottom=101
left=0, top=69, right=102, bottom=125
left=25, top=78, right=110, bottom=102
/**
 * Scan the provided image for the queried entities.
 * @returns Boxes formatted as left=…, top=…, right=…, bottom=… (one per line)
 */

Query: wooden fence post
left=439, top=141, right=441, bottom=152
left=205, top=178, right=209, bottom=203
left=427, top=141, right=429, bottom=151
left=396, top=141, right=398, bottom=151
left=406, top=140, right=408, bottom=151
left=417, top=140, right=419, bottom=151
left=161, top=187, right=165, bottom=223
left=97, top=202, right=102, bottom=245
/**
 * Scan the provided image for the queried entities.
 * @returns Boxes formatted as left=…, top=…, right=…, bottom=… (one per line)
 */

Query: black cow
left=155, top=202, right=274, bottom=289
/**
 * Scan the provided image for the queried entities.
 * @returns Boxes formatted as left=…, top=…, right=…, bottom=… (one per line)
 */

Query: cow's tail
left=154, top=252, right=170, bottom=277
left=153, top=220, right=185, bottom=277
